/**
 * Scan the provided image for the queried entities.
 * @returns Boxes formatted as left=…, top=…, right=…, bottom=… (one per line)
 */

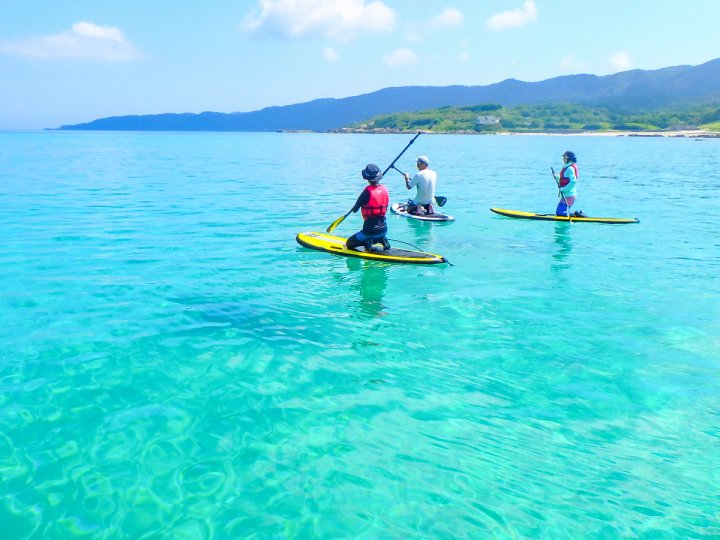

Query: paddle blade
left=434, top=196, right=447, bottom=207
left=326, top=212, right=348, bottom=233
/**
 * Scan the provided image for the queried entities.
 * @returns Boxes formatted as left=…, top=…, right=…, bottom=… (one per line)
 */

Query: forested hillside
left=349, top=103, right=720, bottom=133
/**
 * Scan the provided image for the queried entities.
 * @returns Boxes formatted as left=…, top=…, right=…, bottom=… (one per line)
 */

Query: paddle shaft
left=382, top=132, right=422, bottom=177
left=326, top=210, right=352, bottom=233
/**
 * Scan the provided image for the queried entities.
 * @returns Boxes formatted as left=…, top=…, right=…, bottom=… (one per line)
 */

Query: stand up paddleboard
left=391, top=203, right=455, bottom=222
left=490, top=208, right=639, bottom=224
left=296, top=232, right=447, bottom=264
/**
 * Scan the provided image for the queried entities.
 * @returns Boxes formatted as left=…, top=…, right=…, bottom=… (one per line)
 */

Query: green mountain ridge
left=56, top=58, right=720, bottom=132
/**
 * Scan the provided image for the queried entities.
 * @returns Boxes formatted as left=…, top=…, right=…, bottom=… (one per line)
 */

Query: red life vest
left=361, top=184, right=389, bottom=218
left=559, top=163, right=578, bottom=187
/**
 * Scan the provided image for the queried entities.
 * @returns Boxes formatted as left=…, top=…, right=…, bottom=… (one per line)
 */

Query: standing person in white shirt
left=403, top=155, right=437, bottom=215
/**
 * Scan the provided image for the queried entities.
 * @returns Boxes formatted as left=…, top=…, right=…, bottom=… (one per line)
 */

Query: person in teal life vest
left=556, top=150, right=585, bottom=217
left=345, top=164, right=391, bottom=251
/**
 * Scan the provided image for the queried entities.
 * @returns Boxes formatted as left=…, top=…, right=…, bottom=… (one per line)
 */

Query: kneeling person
left=403, top=155, right=436, bottom=215
left=346, top=164, right=391, bottom=251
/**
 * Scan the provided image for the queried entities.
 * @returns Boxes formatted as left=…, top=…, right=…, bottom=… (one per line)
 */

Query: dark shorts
left=408, top=201, right=434, bottom=215
left=556, top=196, right=576, bottom=216
left=346, top=230, right=387, bottom=249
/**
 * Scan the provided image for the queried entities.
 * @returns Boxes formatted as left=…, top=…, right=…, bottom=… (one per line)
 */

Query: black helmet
left=563, top=151, right=577, bottom=163
left=362, top=163, right=382, bottom=182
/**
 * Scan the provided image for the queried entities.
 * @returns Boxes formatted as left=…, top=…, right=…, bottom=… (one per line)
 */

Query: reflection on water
left=389, top=217, right=454, bottom=254
left=406, top=218, right=438, bottom=247
left=345, top=258, right=389, bottom=319
left=551, top=223, right=572, bottom=273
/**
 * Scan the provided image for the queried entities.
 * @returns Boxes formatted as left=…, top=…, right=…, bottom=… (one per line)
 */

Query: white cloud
left=72, top=21, right=125, bottom=42
left=382, top=48, right=417, bottom=67
left=241, top=0, right=396, bottom=43
left=428, top=8, right=464, bottom=28
left=486, top=0, right=537, bottom=31
left=610, top=51, right=632, bottom=72
left=323, top=47, right=339, bottom=62
left=0, top=22, right=140, bottom=61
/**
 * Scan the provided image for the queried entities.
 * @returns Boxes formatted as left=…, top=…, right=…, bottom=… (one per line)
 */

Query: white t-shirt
left=408, top=168, right=437, bottom=204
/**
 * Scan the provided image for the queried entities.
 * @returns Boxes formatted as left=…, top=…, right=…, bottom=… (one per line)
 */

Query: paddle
left=382, top=131, right=422, bottom=177
left=326, top=210, right=352, bottom=233
left=327, top=132, right=423, bottom=233
left=390, top=165, right=447, bottom=207
left=551, top=166, right=572, bottom=222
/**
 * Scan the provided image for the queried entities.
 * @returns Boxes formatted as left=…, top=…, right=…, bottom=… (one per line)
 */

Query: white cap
left=417, top=156, right=429, bottom=165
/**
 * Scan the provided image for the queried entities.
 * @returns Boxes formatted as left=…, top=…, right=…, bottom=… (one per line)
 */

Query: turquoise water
left=1, top=131, right=719, bottom=539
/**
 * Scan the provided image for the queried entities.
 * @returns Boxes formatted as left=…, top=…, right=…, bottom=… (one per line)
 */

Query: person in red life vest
left=556, top=150, right=585, bottom=217
left=345, top=164, right=391, bottom=251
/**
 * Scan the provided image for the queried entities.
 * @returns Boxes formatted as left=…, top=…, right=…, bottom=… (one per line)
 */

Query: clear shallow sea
left=1, top=130, right=719, bottom=539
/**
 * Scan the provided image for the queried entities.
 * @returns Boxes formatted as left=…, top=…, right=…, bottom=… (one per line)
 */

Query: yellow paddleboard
left=491, top=208, right=639, bottom=224
left=296, top=232, right=447, bottom=264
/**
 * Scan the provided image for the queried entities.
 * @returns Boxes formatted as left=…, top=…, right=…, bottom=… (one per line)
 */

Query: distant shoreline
left=508, top=129, right=720, bottom=138
left=331, top=128, right=720, bottom=138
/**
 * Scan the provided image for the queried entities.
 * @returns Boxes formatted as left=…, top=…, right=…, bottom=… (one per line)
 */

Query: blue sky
left=2, top=0, right=719, bottom=129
